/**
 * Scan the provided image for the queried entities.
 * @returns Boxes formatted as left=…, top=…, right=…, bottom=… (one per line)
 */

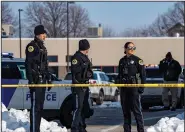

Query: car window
left=99, top=73, right=105, bottom=81
left=64, top=73, right=72, bottom=80
left=2, top=62, right=22, bottom=79
left=93, top=73, right=98, bottom=80
left=103, top=74, right=110, bottom=82
left=146, top=68, right=162, bottom=78
left=107, top=75, right=116, bottom=81
left=50, top=74, right=61, bottom=81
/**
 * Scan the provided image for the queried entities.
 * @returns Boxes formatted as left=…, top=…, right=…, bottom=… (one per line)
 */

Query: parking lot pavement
left=84, top=107, right=184, bottom=132
left=52, top=102, right=183, bottom=132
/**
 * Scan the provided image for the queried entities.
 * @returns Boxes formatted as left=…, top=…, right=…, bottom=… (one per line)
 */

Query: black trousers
left=120, top=88, right=144, bottom=132
left=71, top=88, right=90, bottom=131
left=30, top=87, right=46, bottom=132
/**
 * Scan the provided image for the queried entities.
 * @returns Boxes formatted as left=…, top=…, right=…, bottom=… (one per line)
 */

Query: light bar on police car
left=2, top=52, right=14, bottom=58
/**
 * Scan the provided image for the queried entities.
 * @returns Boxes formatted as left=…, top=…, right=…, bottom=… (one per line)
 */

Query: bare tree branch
left=24, top=2, right=91, bottom=38
left=2, top=2, right=14, bottom=24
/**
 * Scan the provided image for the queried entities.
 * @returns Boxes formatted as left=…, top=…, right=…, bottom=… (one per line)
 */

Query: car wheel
left=60, top=98, right=73, bottom=129
left=96, top=90, right=104, bottom=105
left=112, top=90, right=119, bottom=102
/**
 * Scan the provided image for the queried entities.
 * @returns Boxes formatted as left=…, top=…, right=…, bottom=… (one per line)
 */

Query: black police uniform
left=117, top=54, right=146, bottom=132
left=71, top=40, right=93, bottom=132
left=25, top=25, right=51, bottom=132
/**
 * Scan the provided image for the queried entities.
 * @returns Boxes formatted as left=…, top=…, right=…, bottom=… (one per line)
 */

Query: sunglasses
left=127, top=46, right=136, bottom=50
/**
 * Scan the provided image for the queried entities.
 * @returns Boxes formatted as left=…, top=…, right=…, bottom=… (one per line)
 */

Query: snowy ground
left=146, top=112, right=184, bottom=132
left=2, top=103, right=67, bottom=132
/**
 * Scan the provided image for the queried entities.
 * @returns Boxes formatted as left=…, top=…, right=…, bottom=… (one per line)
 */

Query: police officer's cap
left=79, top=39, right=90, bottom=51
left=34, top=25, right=47, bottom=35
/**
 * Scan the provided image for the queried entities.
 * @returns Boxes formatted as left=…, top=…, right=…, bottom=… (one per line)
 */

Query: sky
left=8, top=1, right=175, bottom=34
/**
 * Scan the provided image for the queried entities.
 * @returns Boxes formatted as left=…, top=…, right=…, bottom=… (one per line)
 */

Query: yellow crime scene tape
left=1, top=83, right=185, bottom=88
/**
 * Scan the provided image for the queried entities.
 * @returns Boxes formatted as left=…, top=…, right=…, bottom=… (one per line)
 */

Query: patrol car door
left=104, top=74, right=113, bottom=96
left=24, top=73, right=60, bottom=109
left=99, top=73, right=109, bottom=97
left=43, top=73, right=60, bottom=109
left=2, top=62, right=24, bottom=109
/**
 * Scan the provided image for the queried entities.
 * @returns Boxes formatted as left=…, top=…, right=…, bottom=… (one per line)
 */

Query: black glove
left=138, top=88, right=144, bottom=94
left=29, top=81, right=36, bottom=92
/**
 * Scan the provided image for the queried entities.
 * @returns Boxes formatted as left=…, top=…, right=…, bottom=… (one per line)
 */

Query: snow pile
left=146, top=112, right=184, bottom=132
left=93, top=101, right=121, bottom=108
left=2, top=103, right=67, bottom=132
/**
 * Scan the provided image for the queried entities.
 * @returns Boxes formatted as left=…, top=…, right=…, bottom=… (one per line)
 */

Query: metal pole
left=18, top=9, right=23, bottom=58
left=67, top=2, right=69, bottom=72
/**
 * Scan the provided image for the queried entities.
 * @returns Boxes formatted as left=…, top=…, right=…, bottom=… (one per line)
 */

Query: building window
left=102, top=66, right=114, bottom=73
left=49, top=66, right=58, bottom=78
left=92, top=66, right=102, bottom=70
left=48, top=56, right=58, bottom=62
left=66, top=55, right=72, bottom=62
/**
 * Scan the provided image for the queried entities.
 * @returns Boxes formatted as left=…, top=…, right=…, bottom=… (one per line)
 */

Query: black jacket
left=159, top=58, right=182, bottom=81
left=117, top=54, right=146, bottom=94
left=71, top=51, right=92, bottom=84
left=25, top=37, right=51, bottom=84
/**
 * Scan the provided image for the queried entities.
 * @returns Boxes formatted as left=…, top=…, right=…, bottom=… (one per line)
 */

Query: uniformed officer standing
left=116, top=42, right=146, bottom=132
left=71, top=39, right=93, bottom=132
left=25, top=25, right=52, bottom=132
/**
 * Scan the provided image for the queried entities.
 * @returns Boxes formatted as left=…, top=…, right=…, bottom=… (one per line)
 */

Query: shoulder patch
left=139, top=59, right=144, bottom=65
left=28, top=46, right=34, bottom=52
left=72, top=59, right=78, bottom=65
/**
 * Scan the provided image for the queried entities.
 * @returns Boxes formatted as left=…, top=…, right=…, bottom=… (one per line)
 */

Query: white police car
left=1, top=52, right=92, bottom=128
left=64, top=69, right=119, bottom=105
left=141, top=66, right=184, bottom=109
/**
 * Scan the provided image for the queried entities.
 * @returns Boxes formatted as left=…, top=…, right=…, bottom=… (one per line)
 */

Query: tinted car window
left=64, top=73, right=72, bottom=80
left=107, top=75, right=117, bottom=81
left=2, top=62, right=22, bottom=79
left=93, top=73, right=98, bottom=80
left=99, top=73, right=105, bottom=81
left=145, top=68, right=162, bottom=78
left=103, top=74, right=110, bottom=82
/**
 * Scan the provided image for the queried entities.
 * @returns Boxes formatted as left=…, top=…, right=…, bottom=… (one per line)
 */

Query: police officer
left=116, top=42, right=146, bottom=132
left=71, top=39, right=93, bottom=132
left=159, top=52, right=182, bottom=111
left=25, top=25, right=52, bottom=132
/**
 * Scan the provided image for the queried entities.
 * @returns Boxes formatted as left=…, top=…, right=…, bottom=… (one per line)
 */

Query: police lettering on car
left=116, top=42, right=146, bottom=132
left=25, top=25, right=52, bottom=132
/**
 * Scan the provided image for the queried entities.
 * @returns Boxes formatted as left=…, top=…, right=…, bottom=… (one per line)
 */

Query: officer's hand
left=138, top=88, right=144, bottom=94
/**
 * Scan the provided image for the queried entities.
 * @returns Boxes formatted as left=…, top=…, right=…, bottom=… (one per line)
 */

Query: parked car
left=64, top=69, right=119, bottom=105
left=105, top=73, right=118, bottom=83
left=1, top=52, right=93, bottom=128
left=141, top=66, right=184, bottom=109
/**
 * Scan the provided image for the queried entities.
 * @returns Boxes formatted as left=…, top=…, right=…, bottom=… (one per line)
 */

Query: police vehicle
left=1, top=52, right=93, bottom=128
left=141, top=65, right=184, bottom=109
left=64, top=69, right=119, bottom=105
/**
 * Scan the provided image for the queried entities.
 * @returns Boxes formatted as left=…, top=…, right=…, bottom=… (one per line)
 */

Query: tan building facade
left=2, top=37, right=184, bottom=79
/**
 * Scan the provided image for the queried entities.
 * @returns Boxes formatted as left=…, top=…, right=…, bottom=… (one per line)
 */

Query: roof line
left=2, top=37, right=184, bottom=40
